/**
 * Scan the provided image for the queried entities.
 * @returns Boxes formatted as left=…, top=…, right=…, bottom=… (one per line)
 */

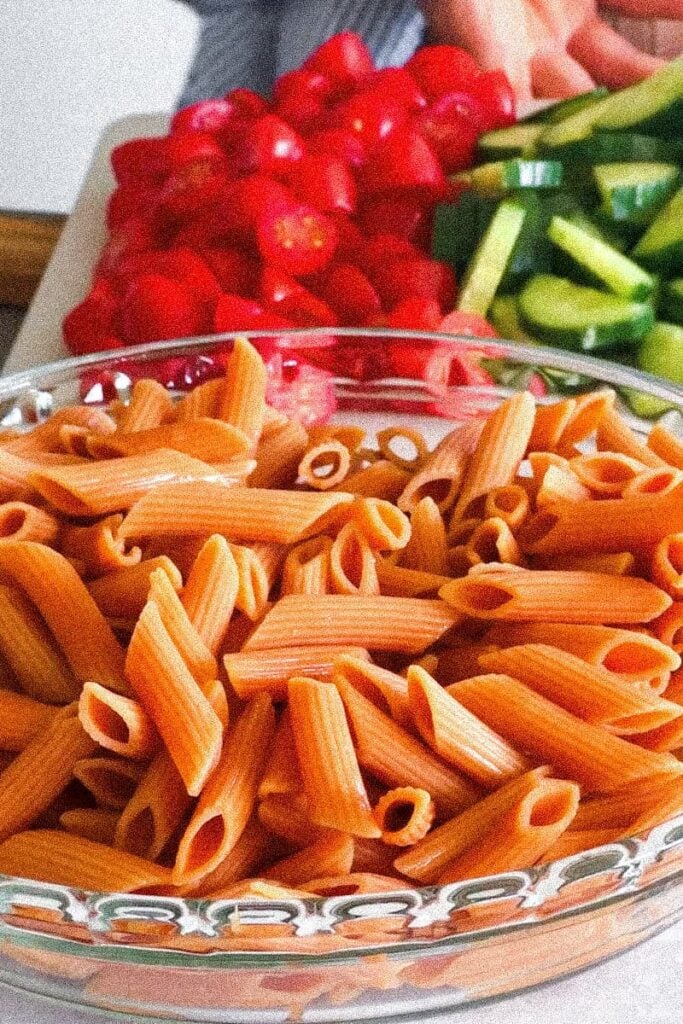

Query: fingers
left=599, top=0, right=683, bottom=18
left=527, top=0, right=591, bottom=46
left=568, top=15, right=666, bottom=88
left=530, top=49, right=597, bottom=98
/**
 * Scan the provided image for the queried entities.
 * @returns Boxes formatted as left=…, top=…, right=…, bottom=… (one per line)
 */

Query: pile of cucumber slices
left=433, top=57, right=683, bottom=413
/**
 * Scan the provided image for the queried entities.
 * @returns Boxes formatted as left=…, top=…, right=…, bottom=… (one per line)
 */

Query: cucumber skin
left=538, top=132, right=683, bottom=165
left=621, top=388, right=675, bottom=419
left=638, top=321, right=683, bottom=385
left=633, top=187, right=683, bottom=274
left=660, top=280, right=683, bottom=325
left=547, top=216, right=655, bottom=302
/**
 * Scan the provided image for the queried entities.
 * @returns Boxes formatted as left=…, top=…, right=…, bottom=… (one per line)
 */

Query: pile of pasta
left=0, top=337, right=681, bottom=901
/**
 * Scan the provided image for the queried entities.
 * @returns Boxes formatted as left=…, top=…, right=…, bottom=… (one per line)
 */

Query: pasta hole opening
left=383, top=800, right=416, bottom=834
left=0, top=509, right=27, bottom=536
left=603, top=643, right=664, bottom=675
left=635, top=471, right=678, bottom=494
left=666, top=537, right=683, bottom=574
left=186, top=815, right=226, bottom=872
left=581, top=458, right=640, bottom=485
left=121, top=808, right=156, bottom=859
left=310, top=882, right=362, bottom=896
left=529, top=791, right=574, bottom=828
left=470, top=527, right=502, bottom=564
left=461, top=581, right=512, bottom=611
left=518, top=511, right=560, bottom=548
left=91, top=701, right=130, bottom=746
left=339, top=534, right=364, bottom=590
left=414, top=478, right=453, bottom=508
left=309, top=452, right=342, bottom=480
left=490, top=488, right=520, bottom=515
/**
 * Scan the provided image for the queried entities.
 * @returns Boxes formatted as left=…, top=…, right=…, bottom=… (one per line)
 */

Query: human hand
left=420, top=0, right=683, bottom=99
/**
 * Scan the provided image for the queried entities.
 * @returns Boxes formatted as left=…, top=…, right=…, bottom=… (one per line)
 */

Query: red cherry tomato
left=225, top=88, right=270, bottom=120
left=236, top=114, right=305, bottom=178
left=356, top=194, right=432, bottom=246
left=416, top=93, right=484, bottom=173
left=273, top=69, right=335, bottom=132
left=303, top=31, right=375, bottom=93
left=469, top=70, right=516, bottom=129
left=95, top=216, right=156, bottom=279
left=257, top=204, right=338, bottom=277
left=110, top=137, right=169, bottom=186
left=361, top=129, right=444, bottom=195
left=387, top=297, right=442, bottom=332
left=121, top=273, right=205, bottom=344
left=321, top=263, right=382, bottom=325
left=439, top=311, right=499, bottom=337
left=213, top=294, right=294, bottom=334
left=327, top=214, right=366, bottom=264
left=308, top=128, right=366, bottom=167
left=359, top=68, right=427, bottom=111
left=359, top=233, right=423, bottom=280
left=165, top=132, right=229, bottom=172
left=146, top=248, right=223, bottom=315
left=201, top=248, right=260, bottom=297
left=62, top=280, right=120, bottom=356
left=373, top=258, right=457, bottom=311
left=287, top=153, right=357, bottom=214
left=171, top=98, right=238, bottom=135
left=337, top=91, right=408, bottom=151
left=106, top=184, right=159, bottom=230
left=157, top=162, right=229, bottom=218
left=406, top=45, right=480, bottom=101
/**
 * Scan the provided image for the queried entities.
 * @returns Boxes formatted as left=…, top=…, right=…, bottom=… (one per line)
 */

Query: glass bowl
left=0, top=329, right=681, bottom=1023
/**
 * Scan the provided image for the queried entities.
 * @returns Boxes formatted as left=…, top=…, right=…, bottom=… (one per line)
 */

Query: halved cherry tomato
left=236, top=115, right=305, bottom=177
left=95, top=216, right=157, bottom=278
left=106, top=184, right=159, bottom=230
left=213, top=294, right=294, bottom=334
left=273, top=69, right=335, bottom=132
left=469, top=70, right=516, bottom=129
left=359, top=68, right=427, bottom=111
left=416, top=93, right=484, bottom=172
left=121, top=273, right=205, bottom=344
left=201, top=248, right=260, bottom=297
left=337, top=91, right=408, bottom=151
left=356, top=194, right=432, bottom=246
left=327, top=214, right=366, bottom=264
left=225, top=88, right=270, bottom=120
left=308, top=129, right=366, bottom=167
left=157, top=162, right=229, bottom=218
left=321, top=264, right=382, bottom=325
left=303, top=31, right=374, bottom=93
left=166, top=132, right=229, bottom=172
left=261, top=266, right=339, bottom=326
left=171, top=98, right=238, bottom=136
left=287, top=153, right=357, bottom=214
left=406, top=45, right=480, bottom=102
left=146, top=248, right=223, bottom=314
left=62, top=279, right=120, bottom=356
left=387, top=297, right=442, bottom=332
left=257, top=204, right=338, bottom=277
left=361, top=129, right=444, bottom=195
left=373, top=258, right=457, bottom=310
left=110, top=137, right=169, bottom=186
left=358, top=233, right=423, bottom=280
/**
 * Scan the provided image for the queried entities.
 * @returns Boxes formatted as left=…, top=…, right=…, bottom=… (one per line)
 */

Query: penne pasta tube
left=174, top=378, right=225, bottom=423
left=298, top=440, right=351, bottom=490
left=437, top=777, right=579, bottom=882
left=307, top=424, right=365, bottom=453
left=537, top=464, right=592, bottom=506
left=401, top=497, right=448, bottom=575
left=3, top=406, right=117, bottom=456
left=288, top=676, right=380, bottom=838
left=230, top=542, right=284, bottom=620
left=479, top=644, right=683, bottom=736
left=440, top=567, right=671, bottom=624
left=335, top=676, right=480, bottom=817
left=0, top=542, right=128, bottom=694
left=257, top=793, right=332, bottom=849
left=116, top=378, right=174, bottom=433
left=527, top=398, right=576, bottom=452
left=87, top=418, right=251, bottom=463
left=73, top=757, right=144, bottom=811
left=520, top=483, right=683, bottom=555
left=0, top=707, right=96, bottom=842
left=451, top=393, right=535, bottom=521
left=407, top=665, right=530, bottom=786
left=61, top=514, right=141, bottom=577
left=449, top=674, right=679, bottom=791
left=344, top=460, right=411, bottom=502
left=181, top=535, right=238, bottom=654
left=351, top=837, right=397, bottom=876
left=397, top=421, right=483, bottom=515
left=631, top=672, right=683, bottom=753
left=647, top=423, right=683, bottom=470
left=652, top=533, right=683, bottom=599
left=0, top=501, right=60, bottom=544
left=570, top=452, right=647, bottom=496
left=333, top=653, right=411, bottom=728
left=218, top=336, right=267, bottom=444
left=263, top=832, right=355, bottom=886
left=303, top=872, right=413, bottom=895
left=244, top=595, right=462, bottom=654
left=375, top=559, right=450, bottom=598
left=0, top=583, right=80, bottom=703
left=621, top=466, right=683, bottom=498
left=173, top=694, right=275, bottom=884
left=571, top=772, right=682, bottom=831
left=87, top=556, right=182, bottom=619
left=248, top=417, right=309, bottom=489
left=224, top=645, right=370, bottom=701
left=60, top=807, right=120, bottom=846
left=377, top=426, right=429, bottom=472
left=281, top=536, right=332, bottom=597
left=394, top=767, right=551, bottom=882
left=0, top=830, right=171, bottom=892
left=191, top=818, right=277, bottom=897
left=121, top=483, right=353, bottom=544
left=114, top=748, right=192, bottom=860
left=373, top=787, right=435, bottom=846
left=78, top=682, right=160, bottom=760
left=463, top=517, right=523, bottom=567
left=596, top=406, right=666, bottom=469
left=148, top=568, right=217, bottom=684
left=329, top=523, right=380, bottom=595
left=433, top=643, right=501, bottom=686
left=0, top=690, right=57, bottom=752
left=531, top=552, right=636, bottom=576
left=554, top=389, right=616, bottom=455
left=258, top=707, right=302, bottom=798
left=349, top=497, right=411, bottom=552
left=125, top=601, right=223, bottom=797
left=31, top=449, right=225, bottom=516
left=483, top=484, right=529, bottom=530
left=539, top=827, right=621, bottom=862
left=0, top=449, right=42, bottom=503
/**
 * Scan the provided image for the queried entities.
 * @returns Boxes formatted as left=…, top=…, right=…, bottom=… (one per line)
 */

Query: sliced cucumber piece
left=518, top=274, right=655, bottom=351
left=532, top=88, right=611, bottom=125
left=538, top=131, right=683, bottom=166
left=499, top=192, right=553, bottom=293
left=547, top=215, right=656, bottom=301
left=632, top=186, right=683, bottom=273
left=464, top=159, right=563, bottom=197
left=661, top=278, right=683, bottom=324
left=593, top=162, right=680, bottom=224
left=431, top=194, right=496, bottom=269
left=621, top=388, right=674, bottom=419
left=637, top=321, right=683, bottom=385
left=477, top=123, right=545, bottom=160
left=457, top=200, right=527, bottom=316
left=490, top=295, right=537, bottom=342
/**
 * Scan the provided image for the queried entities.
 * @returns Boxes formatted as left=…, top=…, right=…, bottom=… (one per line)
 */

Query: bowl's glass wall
left=0, top=330, right=681, bottom=1022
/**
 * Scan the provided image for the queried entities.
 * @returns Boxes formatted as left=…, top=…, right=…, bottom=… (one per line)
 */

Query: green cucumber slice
left=621, top=388, right=674, bottom=419
left=661, top=279, right=683, bottom=324
left=456, top=200, right=527, bottom=316
left=632, top=186, right=683, bottom=273
left=518, top=274, right=655, bottom=351
left=477, top=124, right=545, bottom=160
left=547, top=215, right=655, bottom=300
left=593, top=162, right=680, bottom=224
left=431, top=194, right=496, bottom=269
left=463, top=159, right=563, bottom=197
left=531, top=88, right=611, bottom=125
left=637, top=321, right=683, bottom=385
left=490, top=296, right=537, bottom=343
left=538, top=131, right=683, bottom=165
left=499, top=192, right=554, bottom=293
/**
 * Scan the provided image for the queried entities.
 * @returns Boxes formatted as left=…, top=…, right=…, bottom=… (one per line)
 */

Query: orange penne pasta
left=121, top=482, right=353, bottom=544
left=87, top=418, right=251, bottom=462
left=479, top=644, right=682, bottom=736
left=148, top=567, right=217, bottom=684
left=463, top=517, right=523, bottom=567
left=78, top=681, right=160, bottom=759
left=437, top=776, right=579, bottom=882
left=372, top=786, right=435, bottom=846
left=61, top=514, right=141, bottom=577
left=596, top=405, right=666, bottom=469
left=0, top=690, right=57, bottom=752
left=87, top=556, right=182, bottom=619
left=652, top=533, right=683, bottom=599
left=571, top=772, right=682, bottom=831
left=652, top=602, right=683, bottom=653
left=244, top=595, right=461, bottom=654
left=483, top=484, right=529, bottom=530
left=394, top=767, right=551, bottom=882
left=329, top=523, right=380, bottom=594
left=375, top=559, right=450, bottom=598
left=451, top=392, right=535, bottom=520
left=377, top=426, right=429, bottom=471
left=298, top=440, right=351, bottom=490
left=0, top=583, right=79, bottom=703
left=432, top=643, right=502, bottom=686
left=230, top=542, right=284, bottom=618
left=449, top=674, right=679, bottom=791
left=174, top=378, right=225, bottom=423
left=288, top=676, right=380, bottom=838
left=349, top=497, right=411, bottom=551
left=248, top=417, right=309, bottom=489
left=115, top=378, right=174, bottom=433
left=257, top=793, right=332, bottom=849
left=31, top=449, right=225, bottom=516
left=0, top=707, right=95, bottom=842
left=520, top=482, right=683, bottom=555
left=224, top=645, right=370, bottom=701
left=484, top=623, right=680, bottom=684
left=532, top=551, right=636, bottom=576
left=333, top=653, right=411, bottom=728
left=281, top=536, right=332, bottom=596
left=114, top=748, right=192, bottom=860
left=630, top=671, right=683, bottom=753
left=263, top=832, right=355, bottom=886
left=440, top=567, right=671, bottom=624
left=191, top=817, right=277, bottom=897
left=125, top=601, right=223, bottom=796
left=335, top=676, right=480, bottom=817
left=570, top=452, right=647, bottom=496
left=60, top=807, right=120, bottom=846
left=258, top=707, right=302, bottom=798
left=527, top=398, right=576, bottom=452
left=407, top=664, right=529, bottom=787
left=0, top=501, right=60, bottom=544
left=537, top=463, right=592, bottom=507
left=400, top=497, right=448, bottom=575
left=0, top=542, right=128, bottom=694
left=554, top=388, right=616, bottom=455
left=181, top=535, right=238, bottom=654
left=647, top=422, right=683, bottom=469
left=173, top=694, right=275, bottom=884
left=344, top=460, right=411, bottom=502
left=0, top=830, right=171, bottom=892
left=3, top=406, right=116, bottom=456
left=73, top=757, right=145, bottom=811
left=539, top=827, right=621, bottom=862
left=622, top=465, right=683, bottom=498
left=217, top=336, right=267, bottom=444
left=397, top=421, right=483, bottom=514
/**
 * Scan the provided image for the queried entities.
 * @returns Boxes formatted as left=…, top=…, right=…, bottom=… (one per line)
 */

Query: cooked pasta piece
left=181, top=535, right=238, bottom=655
left=554, top=389, right=616, bottom=455
left=125, top=601, right=223, bottom=797
left=258, top=707, right=302, bottom=798
left=298, top=440, right=351, bottom=490
left=483, top=484, right=529, bottom=530
left=647, top=423, right=683, bottom=469
left=263, top=832, right=355, bottom=886
left=224, top=645, right=370, bottom=701
left=87, top=418, right=251, bottom=462
left=528, top=453, right=592, bottom=506
left=73, top=757, right=145, bottom=811
left=115, top=378, right=174, bottom=433
left=440, top=567, right=671, bottom=624
left=60, top=807, right=120, bottom=845
left=570, top=453, right=647, bottom=496
left=463, top=517, right=522, bottom=567
left=61, top=514, right=142, bottom=577
left=78, top=682, right=160, bottom=760
left=377, top=427, right=428, bottom=472
left=401, top=497, right=448, bottom=575
left=596, top=406, right=666, bottom=469
left=0, top=583, right=80, bottom=703
left=652, top=533, right=683, bottom=599
left=173, top=694, right=275, bottom=884
left=0, top=502, right=60, bottom=544
left=397, top=421, right=483, bottom=514
left=148, top=568, right=217, bottom=684
left=329, top=523, right=380, bottom=595
left=174, top=378, right=225, bottom=422
left=0, top=830, right=171, bottom=892
left=3, top=406, right=117, bottom=456
left=630, top=672, right=683, bottom=753
left=375, top=559, right=450, bottom=598
left=281, top=537, right=332, bottom=596
left=622, top=466, right=683, bottom=498
left=244, top=595, right=462, bottom=654
left=531, top=552, right=636, bottom=576
left=0, top=690, right=57, bottom=752
left=373, top=787, right=435, bottom=846
left=350, top=497, right=411, bottom=551
left=257, top=793, right=332, bottom=849
left=527, top=398, right=576, bottom=452
left=248, top=417, right=309, bottom=489
left=288, top=676, right=380, bottom=838
left=432, top=643, right=501, bottom=686
left=652, top=603, right=683, bottom=653
left=217, top=336, right=267, bottom=444
left=333, top=653, right=411, bottom=728
left=407, top=665, right=529, bottom=787
left=230, top=542, right=284, bottom=620
left=114, top=749, right=192, bottom=860
left=344, top=460, right=411, bottom=502
left=87, top=556, right=182, bottom=619
left=191, top=818, right=277, bottom=897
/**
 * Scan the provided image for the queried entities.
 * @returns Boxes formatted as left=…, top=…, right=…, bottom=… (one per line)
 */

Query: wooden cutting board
left=0, top=212, right=65, bottom=307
